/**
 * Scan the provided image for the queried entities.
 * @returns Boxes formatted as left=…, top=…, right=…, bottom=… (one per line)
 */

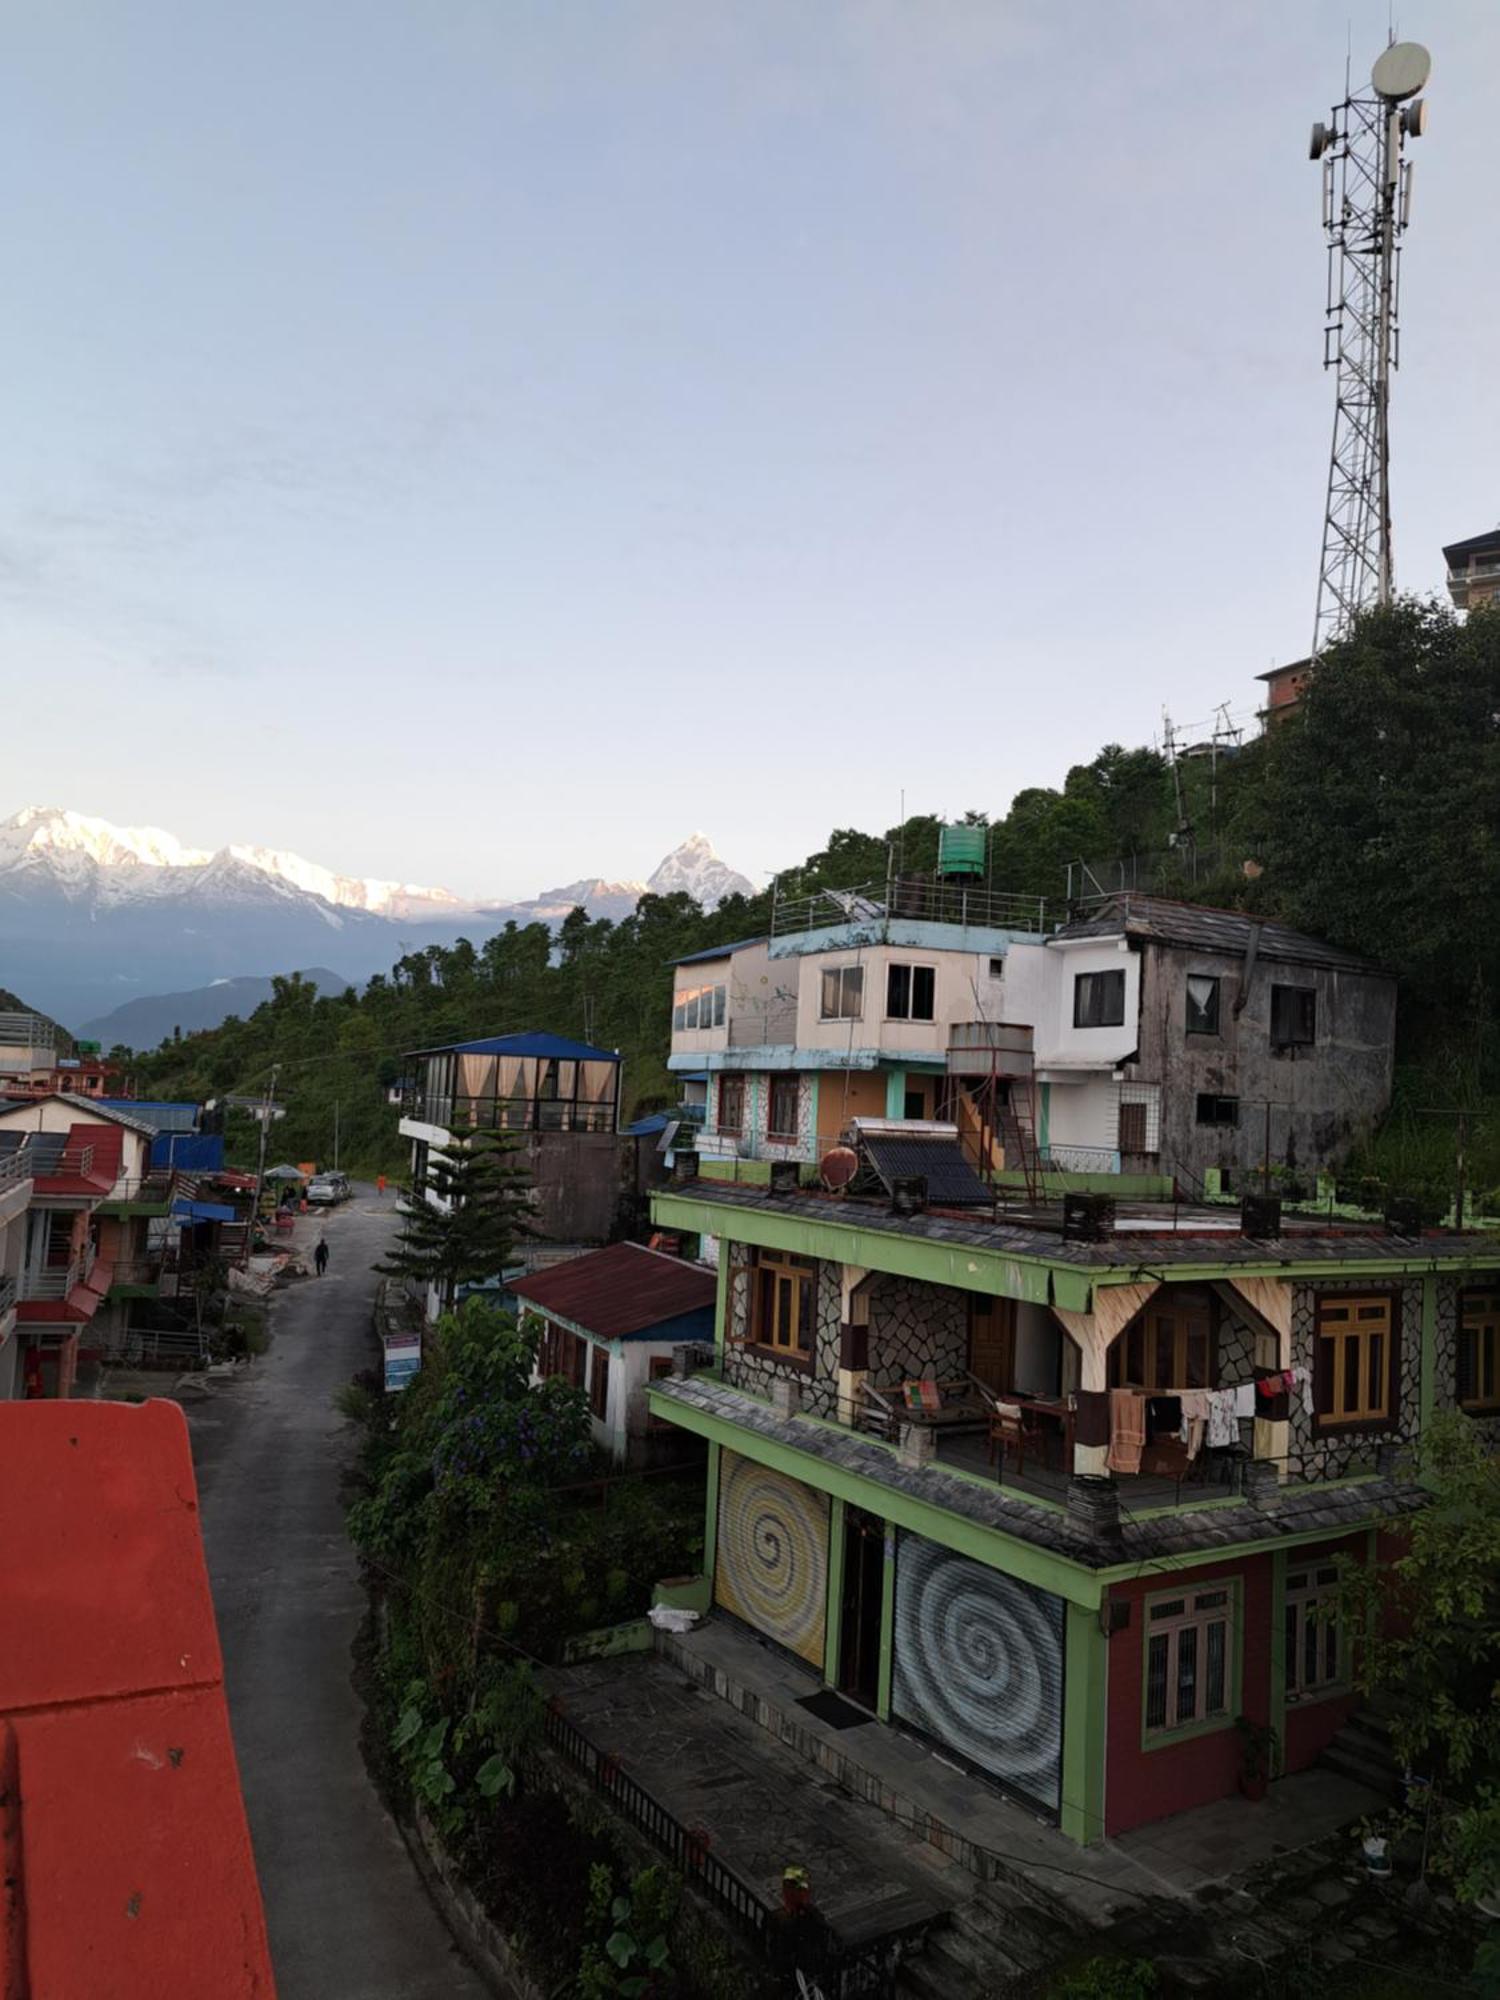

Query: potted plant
left=781, top=1865, right=811, bottom=1915
left=1235, top=1715, right=1279, bottom=1801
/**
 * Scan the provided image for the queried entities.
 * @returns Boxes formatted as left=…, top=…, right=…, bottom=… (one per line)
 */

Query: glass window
left=768, top=1075, right=799, bottom=1140
left=718, top=1074, right=746, bottom=1136
left=588, top=1346, right=611, bottom=1422
left=1285, top=1564, right=1343, bottom=1699
left=1108, top=1292, right=1213, bottom=1390
left=1459, top=1291, right=1500, bottom=1412
left=1195, top=1093, right=1240, bottom=1127
left=1316, top=1295, right=1392, bottom=1426
left=1145, top=1585, right=1236, bottom=1736
left=1271, top=985, right=1317, bottom=1049
left=820, top=965, right=864, bottom=1021
left=1185, top=975, right=1221, bottom=1036
left=753, top=1249, right=816, bottom=1358
left=1073, top=969, right=1126, bottom=1028
left=886, top=963, right=936, bottom=1021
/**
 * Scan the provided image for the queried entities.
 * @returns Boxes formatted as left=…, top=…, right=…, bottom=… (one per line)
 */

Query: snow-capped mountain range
left=0, top=807, right=754, bottom=1034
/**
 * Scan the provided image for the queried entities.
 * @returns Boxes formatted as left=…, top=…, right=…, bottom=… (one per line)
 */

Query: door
left=714, top=1451, right=830, bottom=1667
left=891, top=1533, right=1065, bottom=1813
left=967, top=1294, right=1016, bottom=1395
left=838, top=1507, right=886, bottom=1711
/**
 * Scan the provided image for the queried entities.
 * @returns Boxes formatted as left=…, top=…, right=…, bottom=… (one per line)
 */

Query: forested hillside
left=121, top=602, right=1500, bottom=1196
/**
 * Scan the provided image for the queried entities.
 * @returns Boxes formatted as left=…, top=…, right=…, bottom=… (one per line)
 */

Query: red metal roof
left=509, top=1240, right=716, bottom=1339
left=30, top=1122, right=125, bottom=1198
left=0, top=1401, right=274, bottom=1996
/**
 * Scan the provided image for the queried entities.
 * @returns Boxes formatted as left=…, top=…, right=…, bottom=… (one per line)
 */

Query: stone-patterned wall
left=722, top=1249, right=842, bottom=1420
left=1430, top=1276, right=1500, bottom=1447
left=866, top=1273, right=969, bottom=1388
left=1214, top=1302, right=1260, bottom=1384
left=1285, top=1278, right=1423, bottom=1479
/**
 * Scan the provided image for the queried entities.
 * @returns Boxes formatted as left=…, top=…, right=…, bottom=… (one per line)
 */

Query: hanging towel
left=1232, top=1381, right=1258, bottom=1420
left=1107, top=1389, right=1146, bottom=1474
left=1206, top=1387, right=1239, bottom=1448
left=1179, top=1389, right=1212, bottom=1457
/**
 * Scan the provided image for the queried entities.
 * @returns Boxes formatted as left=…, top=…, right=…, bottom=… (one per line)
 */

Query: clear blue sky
left=2, top=2, right=1495, bottom=899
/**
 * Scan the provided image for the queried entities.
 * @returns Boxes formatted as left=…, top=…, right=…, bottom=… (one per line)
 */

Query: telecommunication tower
left=1308, top=40, right=1431, bottom=660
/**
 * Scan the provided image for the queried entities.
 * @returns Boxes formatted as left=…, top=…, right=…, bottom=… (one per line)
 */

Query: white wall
left=0, top=1102, right=149, bottom=1189
left=791, top=944, right=1004, bottom=1056
left=1033, top=937, right=1139, bottom=1069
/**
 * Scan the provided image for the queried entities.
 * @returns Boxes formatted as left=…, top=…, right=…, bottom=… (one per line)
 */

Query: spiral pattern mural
left=891, top=1535, right=1064, bottom=1810
left=713, top=1451, right=829, bottom=1667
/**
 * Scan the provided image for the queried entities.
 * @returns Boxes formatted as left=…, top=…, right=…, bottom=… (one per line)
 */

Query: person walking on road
left=315, top=1236, right=330, bottom=1278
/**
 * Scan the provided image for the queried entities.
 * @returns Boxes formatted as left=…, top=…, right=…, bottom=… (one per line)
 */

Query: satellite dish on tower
left=1371, top=41, right=1430, bottom=101
left=819, top=1146, right=858, bottom=1192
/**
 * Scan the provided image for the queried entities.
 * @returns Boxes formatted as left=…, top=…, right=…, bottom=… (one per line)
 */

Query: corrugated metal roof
left=858, top=1130, right=992, bottom=1207
left=671, top=937, right=766, bottom=967
left=0, top=1093, right=162, bottom=1137
left=1050, top=895, right=1382, bottom=974
left=407, top=1029, right=620, bottom=1062
left=97, top=1100, right=199, bottom=1133
left=1443, top=527, right=1500, bottom=562
left=510, top=1240, right=716, bottom=1339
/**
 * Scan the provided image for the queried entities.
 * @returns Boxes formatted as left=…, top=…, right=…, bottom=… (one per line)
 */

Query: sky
left=2, top=1, right=1496, bottom=901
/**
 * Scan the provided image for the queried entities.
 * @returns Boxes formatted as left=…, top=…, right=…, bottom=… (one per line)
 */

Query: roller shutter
left=714, top=1450, right=829, bottom=1668
left=891, top=1533, right=1065, bottom=1813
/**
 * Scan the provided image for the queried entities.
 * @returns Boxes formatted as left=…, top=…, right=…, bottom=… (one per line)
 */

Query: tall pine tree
left=377, top=1131, right=533, bottom=1310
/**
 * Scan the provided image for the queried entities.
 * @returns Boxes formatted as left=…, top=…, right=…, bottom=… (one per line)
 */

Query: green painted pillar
left=823, top=1497, right=846, bottom=1687
left=714, top=1237, right=730, bottom=1364
left=1420, top=1275, right=1438, bottom=1434
left=702, top=1441, right=722, bottom=1587
left=1268, top=1547, right=1288, bottom=1777
left=877, top=1524, right=896, bottom=1721
left=1039, top=1081, right=1051, bottom=1155
left=884, top=1070, right=906, bottom=1119
left=1061, top=1601, right=1108, bottom=1845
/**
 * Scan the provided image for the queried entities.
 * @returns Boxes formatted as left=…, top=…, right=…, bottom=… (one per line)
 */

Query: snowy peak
left=647, top=833, right=754, bottom=910
left=0, top=805, right=210, bottom=874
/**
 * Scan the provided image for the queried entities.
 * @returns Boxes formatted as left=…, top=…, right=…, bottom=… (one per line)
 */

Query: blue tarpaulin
left=150, top=1133, right=226, bottom=1172
left=172, top=1197, right=237, bottom=1225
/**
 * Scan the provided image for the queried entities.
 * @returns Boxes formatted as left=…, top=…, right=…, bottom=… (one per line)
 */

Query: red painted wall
left=1103, top=1553, right=1273, bottom=1837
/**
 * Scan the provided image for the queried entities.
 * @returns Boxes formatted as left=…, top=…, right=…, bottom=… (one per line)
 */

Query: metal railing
left=728, top=1004, right=799, bottom=1046
left=19, top=1243, right=98, bottom=1300
left=771, top=876, right=1048, bottom=939
left=0, top=1147, right=33, bottom=1191
left=401, top=1093, right=615, bottom=1135
left=543, top=1704, right=916, bottom=1996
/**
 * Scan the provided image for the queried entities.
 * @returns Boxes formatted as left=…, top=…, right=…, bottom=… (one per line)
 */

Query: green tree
left=377, top=1132, right=533, bottom=1310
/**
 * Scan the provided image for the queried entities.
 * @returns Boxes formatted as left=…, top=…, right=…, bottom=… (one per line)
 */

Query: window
left=886, top=963, right=936, bottom=1021
left=588, top=1346, right=611, bottom=1422
left=1285, top=1563, right=1343, bottom=1699
left=768, top=1075, right=799, bottom=1141
left=1145, top=1585, right=1234, bottom=1736
left=1073, top=969, right=1126, bottom=1028
left=1315, top=1295, right=1392, bottom=1427
left=1109, top=1292, right=1213, bottom=1390
left=903, top=1087, right=927, bottom=1120
left=673, top=982, right=727, bottom=1032
left=752, top=1249, right=816, bottom=1360
left=1458, top=1291, right=1500, bottom=1413
left=1196, top=1093, right=1240, bottom=1127
left=566, top=1330, right=587, bottom=1389
left=1118, top=1101, right=1148, bottom=1154
left=1185, top=974, right=1221, bottom=1036
left=648, top=1354, right=675, bottom=1430
left=718, top=1074, right=746, bottom=1137
left=987, top=958, right=1006, bottom=981
left=1271, top=984, right=1316, bottom=1050
left=820, top=965, right=864, bottom=1021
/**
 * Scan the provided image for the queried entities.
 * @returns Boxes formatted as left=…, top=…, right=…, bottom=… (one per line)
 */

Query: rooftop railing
left=0, top=1147, right=33, bottom=1192
left=770, top=875, right=1049, bottom=939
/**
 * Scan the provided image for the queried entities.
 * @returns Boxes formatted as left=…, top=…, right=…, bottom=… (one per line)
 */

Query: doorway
left=967, top=1294, right=1017, bottom=1396
left=838, top=1506, right=886, bottom=1712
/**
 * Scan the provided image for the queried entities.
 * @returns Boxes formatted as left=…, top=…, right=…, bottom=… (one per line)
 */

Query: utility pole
left=333, top=1098, right=340, bottom=1173
left=248, top=1064, right=280, bottom=1267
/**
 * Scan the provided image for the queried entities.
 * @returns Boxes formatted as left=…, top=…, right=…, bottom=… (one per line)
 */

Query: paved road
left=187, top=1191, right=488, bottom=1999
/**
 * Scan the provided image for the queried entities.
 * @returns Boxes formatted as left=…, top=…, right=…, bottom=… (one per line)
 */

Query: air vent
left=1240, top=1194, right=1282, bottom=1240
left=890, top=1174, right=927, bottom=1217
left=1062, top=1193, right=1117, bottom=1242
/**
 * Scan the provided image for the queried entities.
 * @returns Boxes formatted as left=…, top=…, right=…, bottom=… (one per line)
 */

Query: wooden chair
left=988, top=1402, right=1027, bottom=1481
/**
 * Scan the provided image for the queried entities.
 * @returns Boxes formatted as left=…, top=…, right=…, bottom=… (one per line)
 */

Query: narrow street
left=186, top=1188, right=488, bottom=2000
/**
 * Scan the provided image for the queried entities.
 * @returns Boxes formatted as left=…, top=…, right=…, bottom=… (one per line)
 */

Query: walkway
left=185, top=1189, right=488, bottom=2000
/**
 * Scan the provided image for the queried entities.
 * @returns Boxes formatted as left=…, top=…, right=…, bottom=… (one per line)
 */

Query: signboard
left=384, top=1332, right=422, bottom=1394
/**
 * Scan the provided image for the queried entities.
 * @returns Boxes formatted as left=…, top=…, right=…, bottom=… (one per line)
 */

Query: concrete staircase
left=1318, top=1708, right=1403, bottom=1802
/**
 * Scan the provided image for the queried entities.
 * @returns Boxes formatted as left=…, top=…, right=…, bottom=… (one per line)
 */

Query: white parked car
left=306, top=1172, right=351, bottom=1206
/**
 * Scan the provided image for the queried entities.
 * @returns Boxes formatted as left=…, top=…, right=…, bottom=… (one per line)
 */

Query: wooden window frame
left=588, top=1345, right=611, bottom=1423
left=717, top=1073, right=746, bottom=1138
left=1108, top=1291, right=1214, bottom=1391
left=750, top=1248, right=817, bottom=1370
left=1142, top=1581, right=1238, bottom=1744
left=1073, top=968, right=1126, bottom=1029
left=1458, top=1290, right=1500, bottom=1414
left=1285, top=1561, right=1345, bottom=1702
left=1314, top=1291, right=1397, bottom=1433
left=767, top=1075, right=800, bottom=1142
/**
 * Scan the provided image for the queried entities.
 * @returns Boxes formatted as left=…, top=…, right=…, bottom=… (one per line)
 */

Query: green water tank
left=937, top=823, right=986, bottom=879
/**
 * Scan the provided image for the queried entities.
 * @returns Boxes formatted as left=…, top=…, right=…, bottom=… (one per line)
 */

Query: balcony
left=19, top=1244, right=98, bottom=1301
left=402, top=1093, right=616, bottom=1136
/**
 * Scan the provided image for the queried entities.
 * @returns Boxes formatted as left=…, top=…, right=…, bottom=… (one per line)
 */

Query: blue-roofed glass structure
left=405, top=1030, right=621, bottom=1135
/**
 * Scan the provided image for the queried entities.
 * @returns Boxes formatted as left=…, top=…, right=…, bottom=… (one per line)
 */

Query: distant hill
left=0, top=987, right=73, bottom=1054
left=79, top=969, right=352, bottom=1052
